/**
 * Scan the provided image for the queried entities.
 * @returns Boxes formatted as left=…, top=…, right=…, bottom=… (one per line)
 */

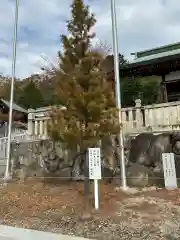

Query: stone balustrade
left=28, top=106, right=67, bottom=138
left=28, top=107, right=51, bottom=138
left=27, top=100, right=180, bottom=138
left=121, top=99, right=180, bottom=135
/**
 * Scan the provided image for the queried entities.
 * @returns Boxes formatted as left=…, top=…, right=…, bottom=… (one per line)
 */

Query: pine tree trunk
left=79, top=122, right=90, bottom=196
left=84, top=149, right=90, bottom=196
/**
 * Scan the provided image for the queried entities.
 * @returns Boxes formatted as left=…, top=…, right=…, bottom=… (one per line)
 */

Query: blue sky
left=0, top=0, right=180, bottom=78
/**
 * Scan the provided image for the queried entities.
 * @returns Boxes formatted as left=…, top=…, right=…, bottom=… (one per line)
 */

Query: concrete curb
left=0, top=225, right=93, bottom=240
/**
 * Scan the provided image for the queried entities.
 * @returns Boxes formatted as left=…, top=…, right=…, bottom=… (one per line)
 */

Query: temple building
left=120, top=42, right=180, bottom=102
left=0, top=99, right=27, bottom=137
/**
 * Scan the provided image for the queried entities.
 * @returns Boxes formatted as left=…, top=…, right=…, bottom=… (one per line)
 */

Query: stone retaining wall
left=10, top=136, right=120, bottom=182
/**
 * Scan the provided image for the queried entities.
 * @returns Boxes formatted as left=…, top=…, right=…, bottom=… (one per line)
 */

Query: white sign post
left=88, top=148, right=101, bottom=210
left=162, top=153, right=177, bottom=189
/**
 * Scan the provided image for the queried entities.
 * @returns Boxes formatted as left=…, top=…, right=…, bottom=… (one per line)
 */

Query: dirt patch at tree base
left=0, top=179, right=180, bottom=239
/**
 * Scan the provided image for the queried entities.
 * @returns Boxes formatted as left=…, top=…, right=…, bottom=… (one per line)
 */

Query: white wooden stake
left=94, top=179, right=99, bottom=209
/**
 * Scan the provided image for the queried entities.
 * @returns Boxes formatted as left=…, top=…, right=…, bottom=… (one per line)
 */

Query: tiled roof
left=0, top=99, right=27, bottom=113
left=131, top=48, right=180, bottom=64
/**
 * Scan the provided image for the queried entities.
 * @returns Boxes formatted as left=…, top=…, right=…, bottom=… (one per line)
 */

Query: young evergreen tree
left=48, top=0, right=120, bottom=170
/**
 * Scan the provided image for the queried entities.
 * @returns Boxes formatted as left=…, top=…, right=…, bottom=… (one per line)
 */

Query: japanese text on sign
left=88, top=148, right=101, bottom=180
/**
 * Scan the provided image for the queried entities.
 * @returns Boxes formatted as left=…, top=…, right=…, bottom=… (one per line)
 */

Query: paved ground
left=0, top=225, right=92, bottom=240
left=0, top=237, right=15, bottom=240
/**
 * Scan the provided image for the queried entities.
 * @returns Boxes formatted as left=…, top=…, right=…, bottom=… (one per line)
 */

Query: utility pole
left=110, top=0, right=127, bottom=189
left=4, top=0, right=19, bottom=179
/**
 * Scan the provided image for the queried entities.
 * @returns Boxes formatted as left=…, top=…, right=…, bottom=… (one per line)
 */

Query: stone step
left=0, top=237, right=15, bottom=240
left=0, top=225, right=93, bottom=240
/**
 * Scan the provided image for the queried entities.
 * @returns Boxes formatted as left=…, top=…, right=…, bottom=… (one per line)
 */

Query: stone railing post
left=39, top=120, right=44, bottom=136
left=44, top=120, right=48, bottom=137
left=28, top=109, right=35, bottom=136
left=135, top=99, right=143, bottom=127
left=34, top=120, right=38, bottom=136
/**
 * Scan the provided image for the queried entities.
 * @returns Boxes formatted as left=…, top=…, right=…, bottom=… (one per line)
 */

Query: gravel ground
left=0, top=179, right=180, bottom=240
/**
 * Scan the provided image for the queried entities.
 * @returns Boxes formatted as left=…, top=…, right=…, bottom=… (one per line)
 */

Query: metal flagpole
left=110, top=0, right=127, bottom=189
left=4, top=0, right=19, bottom=179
